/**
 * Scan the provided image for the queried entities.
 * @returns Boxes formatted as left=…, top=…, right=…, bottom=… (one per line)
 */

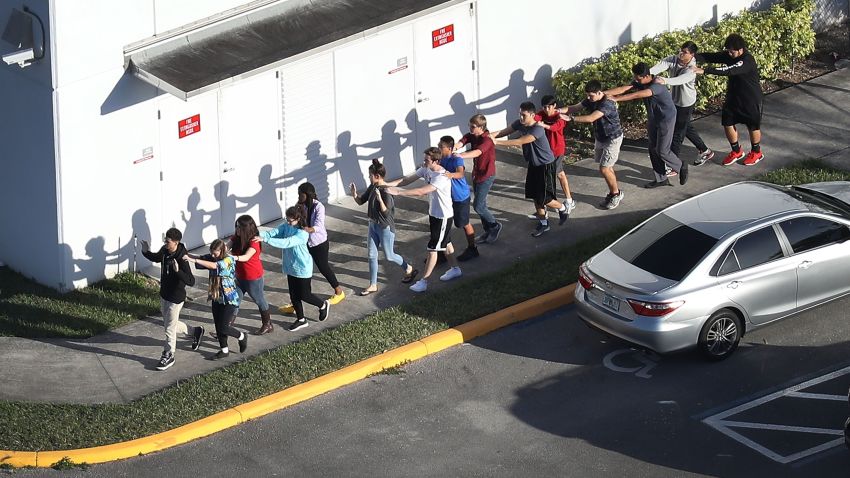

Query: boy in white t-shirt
left=387, top=147, right=462, bottom=292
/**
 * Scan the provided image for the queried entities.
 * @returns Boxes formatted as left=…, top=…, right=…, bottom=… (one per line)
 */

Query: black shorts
left=524, top=162, right=558, bottom=204
left=452, top=198, right=471, bottom=227
left=427, top=216, right=453, bottom=251
left=721, top=103, right=762, bottom=130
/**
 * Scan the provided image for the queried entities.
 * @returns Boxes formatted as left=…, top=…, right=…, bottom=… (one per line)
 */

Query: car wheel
left=698, top=309, right=742, bottom=361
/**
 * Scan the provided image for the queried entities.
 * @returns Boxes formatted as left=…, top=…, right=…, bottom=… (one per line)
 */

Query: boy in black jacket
left=141, top=228, right=204, bottom=371
left=695, top=33, right=764, bottom=167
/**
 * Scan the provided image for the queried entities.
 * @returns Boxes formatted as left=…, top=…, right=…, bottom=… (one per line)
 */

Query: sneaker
left=742, top=150, right=764, bottom=166
left=557, top=202, right=573, bottom=225
left=565, top=198, right=577, bottom=215
left=440, top=266, right=463, bottom=281
left=238, top=333, right=248, bottom=353
left=644, top=179, right=672, bottom=189
left=409, top=279, right=428, bottom=292
left=531, top=223, right=550, bottom=237
left=328, top=291, right=345, bottom=305
left=605, top=191, right=625, bottom=210
left=457, top=247, right=479, bottom=262
left=211, top=350, right=229, bottom=360
left=191, top=326, right=205, bottom=351
left=485, top=222, right=502, bottom=244
left=474, top=231, right=491, bottom=244
left=288, top=317, right=308, bottom=331
left=694, top=148, right=714, bottom=165
left=279, top=303, right=295, bottom=314
left=721, top=150, right=745, bottom=166
left=664, top=167, right=678, bottom=178
left=156, top=352, right=175, bottom=371
left=318, top=300, right=330, bottom=321
left=679, top=165, right=689, bottom=186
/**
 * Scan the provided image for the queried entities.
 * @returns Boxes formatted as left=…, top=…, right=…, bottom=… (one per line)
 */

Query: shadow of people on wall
left=232, top=164, right=284, bottom=224
left=180, top=187, right=215, bottom=247
left=357, top=120, right=411, bottom=181
left=476, top=68, right=529, bottom=128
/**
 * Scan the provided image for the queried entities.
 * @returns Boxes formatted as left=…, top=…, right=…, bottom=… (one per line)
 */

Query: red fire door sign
left=178, top=114, right=201, bottom=138
left=432, top=24, right=454, bottom=48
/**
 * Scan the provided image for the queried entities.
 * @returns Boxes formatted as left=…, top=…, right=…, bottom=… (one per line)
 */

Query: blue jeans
left=236, top=276, right=269, bottom=312
left=367, top=222, right=408, bottom=285
left=472, top=176, right=497, bottom=229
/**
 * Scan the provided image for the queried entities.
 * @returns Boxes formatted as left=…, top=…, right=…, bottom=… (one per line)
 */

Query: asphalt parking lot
left=23, top=293, right=850, bottom=477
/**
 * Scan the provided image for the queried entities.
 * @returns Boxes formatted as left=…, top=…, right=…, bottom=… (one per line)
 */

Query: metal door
left=219, top=71, right=284, bottom=228
left=157, top=92, right=223, bottom=249
left=412, top=2, right=478, bottom=152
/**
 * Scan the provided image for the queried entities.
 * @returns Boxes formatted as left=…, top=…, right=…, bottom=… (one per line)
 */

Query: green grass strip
left=0, top=159, right=847, bottom=451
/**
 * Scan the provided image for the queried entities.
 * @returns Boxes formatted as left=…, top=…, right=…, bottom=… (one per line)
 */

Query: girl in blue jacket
left=260, top=206, right=330, bottom=331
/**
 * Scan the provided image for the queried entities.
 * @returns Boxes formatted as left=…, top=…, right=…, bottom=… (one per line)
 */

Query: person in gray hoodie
left=140, top=227, right=203, bottom=371
left=651, top=41, right=715, bottom=166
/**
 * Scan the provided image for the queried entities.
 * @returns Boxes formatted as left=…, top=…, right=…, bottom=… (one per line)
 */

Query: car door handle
left=798, top=260, right=813, bottom=269
left=727, top=281, right=742, bottom=289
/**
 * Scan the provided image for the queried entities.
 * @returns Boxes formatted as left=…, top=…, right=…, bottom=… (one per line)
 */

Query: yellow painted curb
left=0, top=283, right=576, bottom=468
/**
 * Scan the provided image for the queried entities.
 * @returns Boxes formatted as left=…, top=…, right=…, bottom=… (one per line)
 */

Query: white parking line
left=703, top=364, right=850, bottom=464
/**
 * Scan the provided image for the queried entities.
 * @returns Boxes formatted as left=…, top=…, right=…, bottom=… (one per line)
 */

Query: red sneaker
left=742, top=151, right=764, bottom=166
left=721, top=150, right=745, bottom=166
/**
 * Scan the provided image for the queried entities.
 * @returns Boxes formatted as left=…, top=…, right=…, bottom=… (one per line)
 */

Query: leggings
left=308, top=240, right=340, bottom=290
left=288, top=275, right=324, bottom=319
left=211, top=301, right=241, bottom=349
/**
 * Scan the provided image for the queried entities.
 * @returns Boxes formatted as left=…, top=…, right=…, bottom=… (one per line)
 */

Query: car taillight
left=578, top=264, right=593, bottom=290
left=627, top=299, right=684, bottom=317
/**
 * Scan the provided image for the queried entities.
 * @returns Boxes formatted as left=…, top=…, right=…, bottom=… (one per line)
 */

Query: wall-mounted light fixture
left=1, top=5, right=45, bottom=68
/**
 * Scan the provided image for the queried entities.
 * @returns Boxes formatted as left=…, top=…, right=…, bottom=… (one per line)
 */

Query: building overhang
left=124, top=0, right=462, bottom=100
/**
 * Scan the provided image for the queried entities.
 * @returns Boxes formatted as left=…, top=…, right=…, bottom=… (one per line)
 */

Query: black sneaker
left=485, top=222, right=502, bottom=244
left=156, top=352, right=175, bottom=371
left=679, top=165, right=689, bottom=185
left=457, top=247, right=479, bottom=262
left=210, top=350, right=229, bottom=360
left=238, top=333, right=248, bottom=353
left=599, top=193, right=614, bottom=208
left=558, top=208, right=569, bottom=226
left=289, top=317, right=308, bottom=331
left=318, top=301, right=330, bottom=322
left=644, top=179, right=672, bottom=189
left=191, top=326, right=205, bottom=351
left=531, top=223, right=550, bottom=237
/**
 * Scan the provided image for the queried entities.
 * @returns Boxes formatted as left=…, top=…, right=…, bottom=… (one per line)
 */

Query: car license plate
left=601, top=293, right=620, bottom=311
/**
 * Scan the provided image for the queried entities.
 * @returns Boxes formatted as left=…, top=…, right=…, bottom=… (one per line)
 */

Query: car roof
left=663, top=182, right=809, bottom=239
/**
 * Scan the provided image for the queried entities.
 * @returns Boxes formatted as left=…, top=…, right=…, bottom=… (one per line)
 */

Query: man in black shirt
left=695, top=33, right=764, bottom=167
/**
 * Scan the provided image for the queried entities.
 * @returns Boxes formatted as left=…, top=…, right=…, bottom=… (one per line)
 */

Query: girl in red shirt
left=231, top=215, right=273, bottom=335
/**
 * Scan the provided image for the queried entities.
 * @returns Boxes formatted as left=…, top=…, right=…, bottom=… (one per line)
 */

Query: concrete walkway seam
left=0, top=283, right=577, bottom=468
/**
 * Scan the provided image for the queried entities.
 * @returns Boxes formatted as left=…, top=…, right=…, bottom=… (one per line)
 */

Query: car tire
left=698, top=309, right=742, bottom=361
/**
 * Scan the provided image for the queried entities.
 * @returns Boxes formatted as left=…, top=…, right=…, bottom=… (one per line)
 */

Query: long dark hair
left=207, top=239, right=227, bottom=302
left=297, top=182, right=319, bottom=227
left=232, top=215, right=259, bottom=254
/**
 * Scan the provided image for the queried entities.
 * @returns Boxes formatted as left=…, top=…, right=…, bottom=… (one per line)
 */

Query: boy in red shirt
left=533, top=95, right=575, bottom=219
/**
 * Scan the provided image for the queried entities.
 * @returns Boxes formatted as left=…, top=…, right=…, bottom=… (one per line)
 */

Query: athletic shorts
left=452, top=198, right=471, bottom=228
left=427, top=216, right=453, bottom=251
left=721, top=103, right=762, bottom=130
left=595, top=135, right=623, bottom=168
left=525, top=162, right=558, bottom=205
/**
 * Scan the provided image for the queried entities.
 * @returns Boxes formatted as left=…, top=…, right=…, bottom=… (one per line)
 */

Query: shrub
left=553, top=0, right=815, bottom=138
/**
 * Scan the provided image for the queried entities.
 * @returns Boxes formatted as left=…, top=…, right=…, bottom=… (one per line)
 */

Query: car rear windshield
left=610, top=213, right=718, bottom=281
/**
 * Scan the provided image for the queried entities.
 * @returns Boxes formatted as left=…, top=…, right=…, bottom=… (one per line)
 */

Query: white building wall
left=0, top=0, right=62, bottom=287
left=3, top=0, right=797, bottom=290
left=475, top=0, right=757, bottom=126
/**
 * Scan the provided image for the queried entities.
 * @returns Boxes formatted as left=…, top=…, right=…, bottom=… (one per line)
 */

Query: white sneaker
left=440, top=266, right=462, bottom=281
left=409, top=279, right=428, bottom=292
left=565, top=198, right=576, bottom=215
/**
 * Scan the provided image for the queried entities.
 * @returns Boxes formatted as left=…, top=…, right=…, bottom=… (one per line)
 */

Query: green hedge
left=553, top=0, right=815, bottom=130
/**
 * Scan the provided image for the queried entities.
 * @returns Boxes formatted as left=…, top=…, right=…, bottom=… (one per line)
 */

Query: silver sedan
left=575, top=181, right=850, bottom=360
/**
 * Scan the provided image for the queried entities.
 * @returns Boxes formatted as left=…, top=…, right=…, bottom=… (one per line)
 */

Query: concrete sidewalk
left=1, top=69, right=849, bottom=405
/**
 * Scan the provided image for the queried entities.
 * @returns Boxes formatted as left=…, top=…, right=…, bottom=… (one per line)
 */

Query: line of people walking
left=140, top=33, right=763, bottom=371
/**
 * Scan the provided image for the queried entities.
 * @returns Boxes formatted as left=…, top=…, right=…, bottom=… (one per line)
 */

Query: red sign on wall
left=178, top=114, right=201, bottom=138
left=432, top=24, right=454, bottom=48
